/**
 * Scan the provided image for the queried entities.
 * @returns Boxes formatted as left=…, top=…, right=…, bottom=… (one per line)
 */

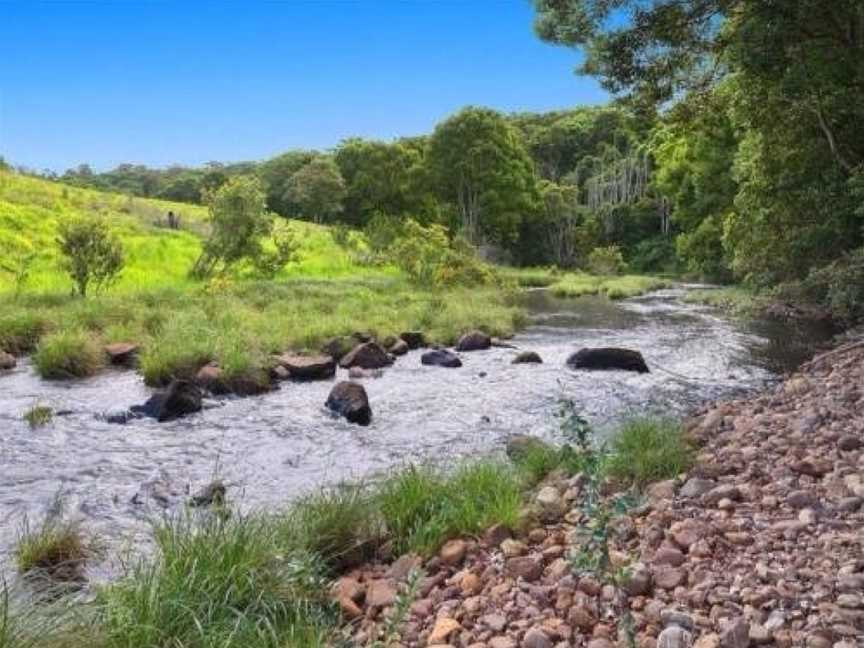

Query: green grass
left=605, top=417, right=694, bottom=486
left=23, top=404, right=53, bottom=428
left=15, top=516, right=92, bottom=580
left=549, top=273, right=669, bottom=299
left=683, top=286, right=761, bottom=315
left=33, top=330, right=104, bottom=379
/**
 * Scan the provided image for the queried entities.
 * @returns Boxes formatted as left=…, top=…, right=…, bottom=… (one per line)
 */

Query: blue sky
left=0, top=1, right=605, bottom=172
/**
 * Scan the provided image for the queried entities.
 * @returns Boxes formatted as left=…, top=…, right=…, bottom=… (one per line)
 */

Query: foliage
left=797, top=247, right=864, bottom=325
left=283, top=156, right=346, bottom=224
left=0, top=234, right=37, bottom=298
left=33, top=330, right=104, bottom=379
left=56, top=216, right=125, bottom=297
left=23, top=404, right=53, bottom=428
left=252, top=220, right=299, bottom=279
left=606, top=418, right=694, bottom=487
left=587, top=245, right=626, bottom=276
left=549, top=273, right=667, bottom=299
left=15, top=512, right=93, bottom=579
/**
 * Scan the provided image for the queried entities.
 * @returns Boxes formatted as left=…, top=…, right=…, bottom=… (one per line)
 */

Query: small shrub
left=34, top=330, right=104, bottom=379
left=0, top=234, right=37, bottom=298
left=0, top=312, right=47, bottom=354
left=587, top=245, right=627, bottom=276
left=15, top=515, right=92, bottom=581
left=606, top=417, right=693, bottom=486
left=23, top=404, right=53, bottom=428
left=56, top=216, right=125, bottom=297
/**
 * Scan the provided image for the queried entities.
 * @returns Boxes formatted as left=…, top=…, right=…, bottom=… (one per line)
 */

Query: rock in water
left=566, top=347, right=649, bottom=373
left=421, top=349, right=462, bottom=368
left=278, top=354, right=336, bottom=380
left=0, top=351, right=16, bottom=370
left=196, top=363, right=230, bottom=395
left=512, top=351, right=543, bottom=364
left=338, top=342, right=393, bottom=370
left=104, top=342, right=139, bottom=366
left=131, top=380, right=203, bottom=422
left=456, top=330, right=492, bottom=351
left=388, top=339, right=409, bottom=356
left=399, top=331, right=426, bottom=349
left=326, top=381, right=372, bottom=425
left=190, top=480, right=226, bottom=507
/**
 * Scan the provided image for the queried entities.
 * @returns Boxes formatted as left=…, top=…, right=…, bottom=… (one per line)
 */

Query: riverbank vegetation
left=3, top=413, right=692, bottom=647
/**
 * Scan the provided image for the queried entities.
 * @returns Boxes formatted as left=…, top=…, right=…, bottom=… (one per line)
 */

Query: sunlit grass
left=605, top=417, right=694, bottom=486
left=549, top=272, right=669, bottom=299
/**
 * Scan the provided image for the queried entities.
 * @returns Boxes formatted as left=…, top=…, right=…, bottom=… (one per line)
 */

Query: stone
left=653, top=566, right=686, bottom=590
left=693, top=634, right=720, bottom=648
left=512, top=351, right=543, bottom=364
left=661, top=609, right=695, bottom=631
left=566, top=347, right=649, bottom=373
left=190, top=480, right=226, bottom=507
left=439, top=539, right=467, bottom=565
left=0, top=350, right=16, bottom=371
left=536, top=486, right=564, bottom=521
left=421, top=349, right=462, bottom=368
left=334, top=576, right=364, bottom=603
left=522, top=628, right=552, bottom=648
left=366, top=579, right=396, bottom=608
left=623, top=562, right=652, bottom=596
left=388, top=553, right=422, bottom=581
left=657, top=626, right=694, bottom=648
left=277, top=354, right=336, bottom=380
left=482, top=613, right=508, bottom=632
left=484, top=523, right=512, bottom=547
left=389, top=339, right=409, bottom=356
left=456, top=330, right=492, bottom=352
left=429, top=617, right=461, bottom=644
left=719, top=618, right=748, bottom=648
left=461, top=572, right=482, bottom=595
left=653, top=545, right=686, bottom=568
left=399, top=331, right=426, bottom=349
left=838, top=434, right=861, bottom=451
left=587, top=640, right=615, bottom=648
left=130, top=379, right=203, bottom=422
left=507, top=556, right=543, bottom=582
left=748, top=624, right=772, bottom=645
left=679, top=477, right=715, bottom=498
left=501, top=538, right=527, bottom=557
left=195, top=363, right=230, bottom=395
left=489, top=638, right=517, bottom=648
left=791, top=459, right=832, bottom=478
left=325, top=381, right=372, bottom=425
left=104, top=342, right=138, bottom=366
left=338, top=342, right=393, bottom=370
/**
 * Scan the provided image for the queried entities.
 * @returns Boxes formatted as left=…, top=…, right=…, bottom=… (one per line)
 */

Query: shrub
left=606, top=417, right=693, bottom=486
left=799, top=247, right=864, bottom=325
left=34, top=330, right=104, bottom=379
left=56, top=216, right=125, bottom=297
left=587, top=245, right=627, bottom=275
left=0, top=234, right=37, bottom=298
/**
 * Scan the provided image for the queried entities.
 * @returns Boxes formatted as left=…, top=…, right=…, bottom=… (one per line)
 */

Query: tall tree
left=283, top=156, right=346, bottom=224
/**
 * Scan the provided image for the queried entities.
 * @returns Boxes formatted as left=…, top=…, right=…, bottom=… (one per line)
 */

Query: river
left=0, top=285, right=833, bottom=578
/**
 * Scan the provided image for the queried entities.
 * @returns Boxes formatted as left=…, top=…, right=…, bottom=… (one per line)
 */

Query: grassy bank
left=683, top=286, right=762, bottom=315
left=4, top=415, right=691, bottom=648
left=549, top=273, right=670, bottom=299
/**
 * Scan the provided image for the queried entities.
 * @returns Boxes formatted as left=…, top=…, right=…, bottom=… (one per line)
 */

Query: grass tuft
left=549, top=273, right=668, bottom=299
left=23, top=404, right=53, bottom=428
left=33, top=330, right=104, bottom=379
left=15, top=516, right=92, bottom=582
left=605, top=417, right=694, bottom=486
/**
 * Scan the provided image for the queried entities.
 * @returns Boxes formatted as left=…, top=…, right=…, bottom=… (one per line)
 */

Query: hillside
left=0, top=171, right=375, bottom=294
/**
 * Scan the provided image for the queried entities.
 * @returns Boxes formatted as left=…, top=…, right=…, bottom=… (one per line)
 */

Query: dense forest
left=23, top=0, right=864, bottom=322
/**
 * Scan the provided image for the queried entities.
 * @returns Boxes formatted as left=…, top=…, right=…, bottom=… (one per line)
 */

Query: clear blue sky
left=0, top=1, right=605, bottom=172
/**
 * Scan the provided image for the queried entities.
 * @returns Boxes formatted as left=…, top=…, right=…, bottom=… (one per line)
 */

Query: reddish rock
left=506, top=556, right=543, bottom=582
left=277, top=354, right=336, bottom=380
left=338, top=342, right=393, bottom=370
left=439, top=539, right=467, bottom=565
left=104, top=342, right=139, bottom=366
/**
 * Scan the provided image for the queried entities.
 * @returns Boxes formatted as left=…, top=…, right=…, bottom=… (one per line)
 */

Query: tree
left=56, top=217, right=125, bottom=297
left=427, top=107, right=538, bottom=246
left=257, top=150, right=317, bottom=217
left=283, top=156, right=346, bottom=224
left=0, top=234, right=36, bottom=298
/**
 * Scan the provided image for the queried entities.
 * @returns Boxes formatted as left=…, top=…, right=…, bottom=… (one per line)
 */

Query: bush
left=799, top=247, right=864, bottom=325
left=606, top=417, right=694, bottom=486
left=56, top=216, right=125, bottom=297
left=34, top=330, right=104, bottom=379
left=587, top=245, right=627, bottom=275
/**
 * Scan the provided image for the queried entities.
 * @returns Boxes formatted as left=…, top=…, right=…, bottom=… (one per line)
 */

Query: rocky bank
left=336, top=340, right=864, bottom=648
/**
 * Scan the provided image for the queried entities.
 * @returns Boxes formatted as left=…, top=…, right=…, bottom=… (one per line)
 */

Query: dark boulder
left=456, top=330, right=492, bottom=352
left=326, top=381, right=372, bottom=426
left=190, top=480, right=226, bottom=507
left=196, top=363, right=231, bottom=395
left=278, top=354, right=336, bottom=380
left=389, top=339, right=409, bottom=356
left=400, top=331, right=426, bottom=350
left=104, top=342, right=139, bottom=367
left=0, top=351, right=16, bottom=371
left=512, top=351, right=543, bottom=364
left=421, top=349, right=462, bottom=368
left=339, top=342, right=393, bottom=370
left=320, top=336, right=356, bottom=362
left=566, top=347, right=649, bottom=374
left=227, top=373, right=271, bottom=396
left=131, top=380, right=203, bottom=422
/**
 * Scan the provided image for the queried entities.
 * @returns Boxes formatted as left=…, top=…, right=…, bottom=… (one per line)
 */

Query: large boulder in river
left=0, top=351, right=16, bottom=371
left=400, top=331, right=426, bottom=349
left=421, top=349, right=462, bottom=368
left=131, top=380, right=203, bottom=422
left=566, top=347, right=649, bottom=374
left=278, top=354, right=336, bottom=380
left=456, top=330, right=492, bottom=352
left=104, top=342, right=139, bottom=367
left=512, top=351, right=543, bottom=364
left=326, top=381, right=372, bottom=426
left=339, top=342, right=393, bottom=370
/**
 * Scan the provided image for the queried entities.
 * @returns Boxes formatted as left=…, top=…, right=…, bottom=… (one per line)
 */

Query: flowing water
left=0, top=285, right=833, bottom=577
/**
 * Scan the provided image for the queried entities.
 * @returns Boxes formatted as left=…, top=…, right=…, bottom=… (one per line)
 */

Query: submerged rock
left=0, top=351, right=16, bottom=370
left=456, top=330, right=492, bottom=352
left=421, top=349, right=462, bottom=368
left=339, top=342, right=393, bottom=370
left=190, top=480, right=226, bottom=507
left=278, top=354, right=336, bottom=380
left=566, top=347, right=649, bottom=373
left=513, top=350, right=543, bottom=364
left=130, top=380, right=203, bottom=422
left=388, top=339, right=409, bottom=356
left=399, top=331, right=426, bottom=349
left=104, top=342, right=138, bottom=366
left=326, top=381, right=372, bottom=425
left=348, top=366, right=384, bottom=379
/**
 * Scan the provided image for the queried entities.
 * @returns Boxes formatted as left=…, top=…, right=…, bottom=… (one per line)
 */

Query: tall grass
left=33, top=330, right=104, bottom=379
left=605, top=417, right=694, bottom=486
left=549, top=273, right=669, bottom=299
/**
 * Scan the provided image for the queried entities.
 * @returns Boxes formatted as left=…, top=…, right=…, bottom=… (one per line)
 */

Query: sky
left=0, top=0, right=606, bottom=172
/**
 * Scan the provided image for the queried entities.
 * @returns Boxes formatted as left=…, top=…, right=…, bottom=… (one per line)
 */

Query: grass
left=549, top=273, right=670, bottom=299
left=605, top=417, right=694, bottom=486
left=23, top=404, right=53, bottom=428
left=15, top=516, right=92, bottom=581
left=683, top=286, right=761, bottom=315
left=33, top=330, right=104, bottom=379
